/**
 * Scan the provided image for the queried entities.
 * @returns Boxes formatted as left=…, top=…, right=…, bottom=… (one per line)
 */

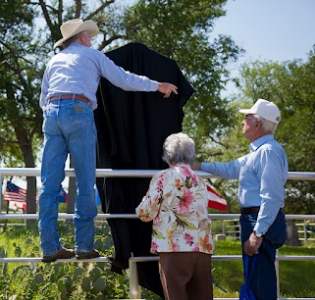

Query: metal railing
left=297, top=221, right=315, bottom=241
left=0, top=168, right=315, bottom=300
left=215, top=218, right=315, bottom=241
left=0, top=168, right=314, bottom=179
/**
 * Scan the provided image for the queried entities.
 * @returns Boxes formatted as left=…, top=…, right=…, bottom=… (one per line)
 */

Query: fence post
left=304, top=220, right=307, bottom=241
left=129, top=258, right=142, bottom=299
left=222, top=220, right=225, bottom=235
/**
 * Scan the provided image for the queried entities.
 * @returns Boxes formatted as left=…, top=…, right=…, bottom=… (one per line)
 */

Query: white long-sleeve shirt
left=40, top=42, right=159, bottom=110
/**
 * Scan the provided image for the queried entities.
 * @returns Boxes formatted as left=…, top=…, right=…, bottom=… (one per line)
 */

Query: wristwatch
left=253, top=231, right=263, bottom=238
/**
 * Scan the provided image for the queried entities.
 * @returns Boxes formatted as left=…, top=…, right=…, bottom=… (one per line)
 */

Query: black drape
left=94, top=42, right=194, bottom=297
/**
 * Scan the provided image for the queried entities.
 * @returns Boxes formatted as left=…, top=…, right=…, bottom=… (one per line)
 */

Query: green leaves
left=0, top=0, right=43, bottom=177
left=124, top=0, right=241, bottom=145
left=235, top=51, right=315, bottom=214
left=0, top=224, right=131, bottom=299
left=1, top=0, right=241, bottom=180
left=93, top=276, right=107, bottom=292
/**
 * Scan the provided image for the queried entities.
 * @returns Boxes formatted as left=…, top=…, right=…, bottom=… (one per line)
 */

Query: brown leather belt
left=240, top=206, right=260, bottom=214
left=48, top=94, right=91, bottom=105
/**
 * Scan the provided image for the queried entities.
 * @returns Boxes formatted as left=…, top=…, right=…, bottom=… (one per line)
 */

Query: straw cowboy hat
left=54, top=18, right=99, bottom=49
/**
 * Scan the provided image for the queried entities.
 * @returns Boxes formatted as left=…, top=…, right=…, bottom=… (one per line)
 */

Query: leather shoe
left=76, top=249, right=100, bottom=260
left=42, top=247, right=75, bottom=263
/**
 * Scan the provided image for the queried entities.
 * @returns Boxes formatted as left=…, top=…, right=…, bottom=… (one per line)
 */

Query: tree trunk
left=23, top=145, right=37, bottom=214
left=14, top=125, right=37, bottom=214
left=6, top=87, right=38, bottom=217
left=19, top=138, right=37, bottom=229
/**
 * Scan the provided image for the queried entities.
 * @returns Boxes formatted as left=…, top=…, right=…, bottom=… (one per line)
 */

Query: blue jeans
left=38, top=100, right=97, bottom=255
left=240, top=210, right=287, bottom=300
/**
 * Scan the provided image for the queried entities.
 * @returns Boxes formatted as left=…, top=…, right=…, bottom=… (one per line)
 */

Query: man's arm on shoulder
left=193, top=157, right=245, bottom=180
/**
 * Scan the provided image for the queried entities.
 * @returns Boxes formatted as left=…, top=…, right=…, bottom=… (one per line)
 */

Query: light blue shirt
left=40, top=42, right=159, bottom=110
left=201, top=134, right=288, bottom=235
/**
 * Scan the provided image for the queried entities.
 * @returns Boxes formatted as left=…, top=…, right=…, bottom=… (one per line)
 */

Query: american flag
left=206, top=183, right=228, bottom=211
left=3, top=180, right=27, bottom=203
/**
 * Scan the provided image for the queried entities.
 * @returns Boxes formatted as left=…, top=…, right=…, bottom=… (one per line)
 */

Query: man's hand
left=244, top=232, right=263, bottom=256
left=158, top=82, right=178, bottom=98
left=191, top=162, right=201, bottom=170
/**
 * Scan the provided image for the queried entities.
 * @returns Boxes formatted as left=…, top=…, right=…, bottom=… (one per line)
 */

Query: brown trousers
left=159, top=252, right=213, bottom=300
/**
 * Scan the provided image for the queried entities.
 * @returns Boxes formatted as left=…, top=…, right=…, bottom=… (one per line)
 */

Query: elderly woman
left=136, top=133, right=213, bottom=300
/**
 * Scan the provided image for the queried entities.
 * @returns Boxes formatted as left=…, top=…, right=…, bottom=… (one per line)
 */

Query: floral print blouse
left=136, top=164, right=213, bottom=255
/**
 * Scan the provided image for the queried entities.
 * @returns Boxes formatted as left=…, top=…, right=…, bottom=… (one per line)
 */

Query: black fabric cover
left=94, top=42, right=194, bottom=297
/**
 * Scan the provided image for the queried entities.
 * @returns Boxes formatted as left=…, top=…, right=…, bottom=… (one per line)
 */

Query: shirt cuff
left=253, top=223, right=265, bottom=237
left=151, top=80, right=159, bottom=91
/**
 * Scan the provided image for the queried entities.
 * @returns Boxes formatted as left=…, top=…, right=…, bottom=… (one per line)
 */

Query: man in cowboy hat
left=193, top=99, right=288, bottom=300
left=38, top=18, right=178, bottom=262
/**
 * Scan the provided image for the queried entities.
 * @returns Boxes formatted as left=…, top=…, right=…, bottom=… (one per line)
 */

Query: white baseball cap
left=239, top=99, right=281, bottom=124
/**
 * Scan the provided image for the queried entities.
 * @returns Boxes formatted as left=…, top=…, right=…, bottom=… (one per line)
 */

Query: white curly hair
left=162, top=132, right=195, bottom=165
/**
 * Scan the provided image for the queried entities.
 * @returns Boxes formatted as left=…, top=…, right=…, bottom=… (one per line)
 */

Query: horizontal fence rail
left=128, top=255, right=315, bottom=263
left=0, top=257, right=110, bottom=263
left=0, top=168, right=315, bottom=180
left=0, top=168, right=315, bottom=300
left=1, top=213, right=315, bottom=220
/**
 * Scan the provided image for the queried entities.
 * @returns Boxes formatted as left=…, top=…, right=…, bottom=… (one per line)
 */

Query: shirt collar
left=249, top=134, right=274, bottom=151
left=69, top=41, right=82, bottom=47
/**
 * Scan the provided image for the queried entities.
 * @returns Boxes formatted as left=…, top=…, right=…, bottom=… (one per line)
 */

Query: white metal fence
left=215, top=218, right=315, bottom=242
left=297, top=220, right=315, bottom=241
left=0, top=168, right=315, bottom=300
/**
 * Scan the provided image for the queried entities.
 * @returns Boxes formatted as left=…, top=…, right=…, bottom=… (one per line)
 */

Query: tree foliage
left=123, top=0, right=241, bottom=148
left=0, top=0, right=44, bottom=212
left=242, top=52, right=315, bottom=213
left=0, top=1, right=40, bottom=165
left=1, top=0, right=241, bottom=213
left=211, top=49, right=315, bottom=213
left=0, top=0, right=128, bottom=212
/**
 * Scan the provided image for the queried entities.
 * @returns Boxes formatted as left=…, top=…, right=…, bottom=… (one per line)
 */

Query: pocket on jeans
left=73, top=102, right=92, bottom=113
left=69, top=103, right=90, bottom=119
left=69, top=106, right=94, bottom=134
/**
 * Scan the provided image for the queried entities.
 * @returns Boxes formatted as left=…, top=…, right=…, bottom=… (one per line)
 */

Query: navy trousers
left=240, top=210, right=287, bottom=300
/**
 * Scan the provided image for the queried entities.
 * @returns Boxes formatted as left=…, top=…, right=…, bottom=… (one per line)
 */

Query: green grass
left=1, top=226, right=315, bottom=299
left=212, top=240, right=315, bottom=298
left=0, top=223, right=131, bottom=300
left=278, top=245, right=315, bottom=297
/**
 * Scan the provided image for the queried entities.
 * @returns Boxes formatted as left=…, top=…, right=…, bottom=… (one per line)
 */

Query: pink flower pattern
left=184, top=233, right=194, bottom=246
left=178, top=189, right=193, bottom=213
left=151, top=241, right=158, bottom=253
left=136, top=164, right=213, bottom=254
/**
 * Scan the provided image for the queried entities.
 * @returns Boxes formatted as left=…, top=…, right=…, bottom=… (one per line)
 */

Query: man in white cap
left=193, top=99, right=288, bottom=300
left=38, top=18, right=178, bottom=262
